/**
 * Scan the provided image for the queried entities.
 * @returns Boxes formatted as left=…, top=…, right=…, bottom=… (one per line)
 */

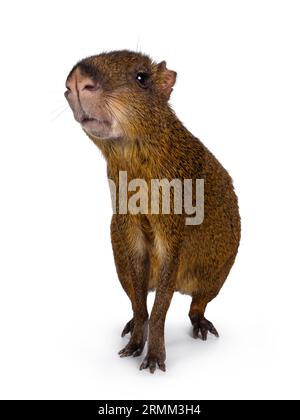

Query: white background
left=0, top=0, right=299, bottom=400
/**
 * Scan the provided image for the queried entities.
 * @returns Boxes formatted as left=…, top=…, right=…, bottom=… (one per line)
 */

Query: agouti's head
left=65, top=50, right=176, bottom=140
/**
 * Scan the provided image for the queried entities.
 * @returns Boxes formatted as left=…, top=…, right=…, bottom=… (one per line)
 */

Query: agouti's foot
left=121, top=318, right=134, bottom=337
left=191, top=316, right=219, bottom=340
left=119, top=321, right=148, bottom=358
left=140, top=352, right=166, bottom=374
left=119, top=340, right=145, bottom=358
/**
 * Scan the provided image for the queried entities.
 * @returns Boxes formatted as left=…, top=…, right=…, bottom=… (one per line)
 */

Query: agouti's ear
left=156, top=61, right=177, bottom=100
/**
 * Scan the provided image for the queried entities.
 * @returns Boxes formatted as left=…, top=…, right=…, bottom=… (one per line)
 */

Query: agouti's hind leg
left=189, top=294, right=219, bottom=340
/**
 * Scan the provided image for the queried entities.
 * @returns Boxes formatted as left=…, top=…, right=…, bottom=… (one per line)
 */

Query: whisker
left=104, top=99, right=131, bottom=139
left=50, top=106, right=68, bottom=122
left=106, top=103, right=128, bottom=138
left=105, top=95, right=146, bottom=137
left=105, top=93, right=146, bottom=119
left=136, top=35, right=142, bottom=53
left=51, top=103, right=68, bottom=115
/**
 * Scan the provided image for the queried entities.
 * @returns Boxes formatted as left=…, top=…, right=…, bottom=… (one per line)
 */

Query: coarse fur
left=65, top=50, right=241, bottom=373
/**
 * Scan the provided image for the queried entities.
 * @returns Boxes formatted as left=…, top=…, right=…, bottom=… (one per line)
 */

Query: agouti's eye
left=136, top=72, right=150, bottom=88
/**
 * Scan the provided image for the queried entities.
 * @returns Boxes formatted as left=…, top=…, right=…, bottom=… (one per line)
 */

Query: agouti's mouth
left=81, top=116, right=97, bottom=124
left=80, top=116, right=110, bottom=126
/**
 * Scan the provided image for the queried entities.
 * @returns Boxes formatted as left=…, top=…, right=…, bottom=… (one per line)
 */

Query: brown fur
left=65, top=50, right=241, bottom=373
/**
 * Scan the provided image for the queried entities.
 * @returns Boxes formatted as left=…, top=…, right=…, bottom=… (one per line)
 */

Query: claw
left=140, top=354, right=166, bottom=373
left=119, top=337, right=145, bottom=358
left=158, top=361, right=166, bottom=372
left=191, top=317, right=219, bottom=340
left=121, top=319, right=134, bottom=337
left=133, top=348, right=143, bottom=357
left=119, top=345, right=143, bottom=357
left=118, top=347, right=134, bottom=357
left=208, top=324, right=219, bottom=337
left=192, top=326, right=199, bottom=338
left=199, top=326, right=208, bottom=340
left=139, top=360, right=148, bottom=370
left=149, top=362, right=156, bottom=374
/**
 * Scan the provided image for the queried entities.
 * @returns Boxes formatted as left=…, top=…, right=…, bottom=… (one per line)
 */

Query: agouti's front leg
left=140, top=217, right=183, bottom=373
left=116, top=216, right=149, bottom=358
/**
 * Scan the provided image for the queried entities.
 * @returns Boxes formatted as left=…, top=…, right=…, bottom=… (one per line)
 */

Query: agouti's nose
left=77, top=77, right=100, bottom=92
left=66, top=70, right=100, bottom=95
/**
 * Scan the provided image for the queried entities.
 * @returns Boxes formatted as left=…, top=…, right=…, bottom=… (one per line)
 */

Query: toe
left=192, top=326, right=200, bottom=339
left=208, top=323, right=219, bottom=337
left=121, top=326, right=130, bottom=337
left=192, top=318, right=219, bottom=340
left=121, top=319, right=134, bottom=337
left=119, top=342, right=144, bottom=358
left=119, top=347, right=132, bottom=357
left=158, top=361, right=166, bottom=372
left=140, top=355, right=166, bottom=373
left=133, top=348, right=143, bottom=357
left=140, top=359, right=148, bottom=370
left=199, top=326, right=208, bottom=340
left=149, top=361, right=156, bottom=374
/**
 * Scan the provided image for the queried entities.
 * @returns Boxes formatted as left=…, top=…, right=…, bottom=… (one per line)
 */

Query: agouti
left=65, top=50, right=241, bottom=373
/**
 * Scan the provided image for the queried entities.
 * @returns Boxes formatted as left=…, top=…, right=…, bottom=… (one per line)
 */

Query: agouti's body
left=65, top=50, right=240, bottom=373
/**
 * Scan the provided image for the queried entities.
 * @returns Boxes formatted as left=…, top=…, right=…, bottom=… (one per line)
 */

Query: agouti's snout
left=65, top=67, right=102, bottom=122
left=65, top=66, right=120, bottom=138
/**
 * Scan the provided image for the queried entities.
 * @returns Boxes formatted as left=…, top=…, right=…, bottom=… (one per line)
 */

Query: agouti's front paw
left=140, top=351, right=166, bottom=374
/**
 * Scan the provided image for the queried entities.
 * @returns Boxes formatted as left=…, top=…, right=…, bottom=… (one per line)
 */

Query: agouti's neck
left=90, top=108, right=191, bottom=178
